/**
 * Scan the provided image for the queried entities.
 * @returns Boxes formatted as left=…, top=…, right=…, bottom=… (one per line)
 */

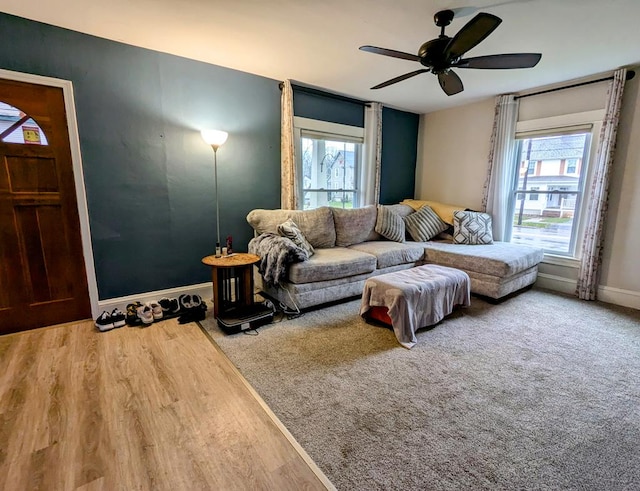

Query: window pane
left=0, top=101, right=49, bottom=145
left=511, top=133, right=588, bottom=254
left=301, top=135, right=360, bottom=210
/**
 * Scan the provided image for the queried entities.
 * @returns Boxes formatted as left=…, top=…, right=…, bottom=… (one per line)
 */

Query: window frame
left=293, top=116, right=365, bottom=210
left=510, top=110, right=604, bottom=261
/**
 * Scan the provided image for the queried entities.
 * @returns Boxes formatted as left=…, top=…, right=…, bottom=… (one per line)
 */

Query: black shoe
left=95, top=311, right=114, bottom=332
left=111, top=308, right=126, bottom=328
left=126, top=302, right=143, bottom=326
left=159, top=297, right=180, bottom=315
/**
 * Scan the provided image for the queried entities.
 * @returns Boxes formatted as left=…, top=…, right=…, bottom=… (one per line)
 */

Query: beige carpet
left=200, top=289, right=640, bottom=491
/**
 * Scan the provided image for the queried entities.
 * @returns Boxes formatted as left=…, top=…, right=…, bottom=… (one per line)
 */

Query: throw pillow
left=277, top=218, right=315, bottom=256
left=453, top=210, right=494, bottom=245
left=375, top=205, right=405, bottom=242
left=403, top=205, right=449, bottom=242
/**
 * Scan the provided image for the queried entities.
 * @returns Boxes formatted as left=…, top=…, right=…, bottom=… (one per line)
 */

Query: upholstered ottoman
left=360, top=264, right=470, bottom=348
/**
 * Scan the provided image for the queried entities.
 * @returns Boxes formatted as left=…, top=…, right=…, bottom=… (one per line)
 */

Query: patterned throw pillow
left=453, top=211, right=494, bottom=245
left=375, top=205, right=405, bottom=242
left=403, top=205, right=449, bottom=242
left=277, top=219, right=315, bottom=256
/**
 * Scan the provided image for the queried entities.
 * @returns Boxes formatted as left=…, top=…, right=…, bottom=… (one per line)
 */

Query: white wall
left=415, top=73, right=640, bottom=308
left=416, top=98, right=494, bottom=210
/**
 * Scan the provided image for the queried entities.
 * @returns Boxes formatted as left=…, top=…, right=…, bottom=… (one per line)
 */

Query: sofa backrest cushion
left=247, top=207, right=336, bottom=248
left=331, top=206, right=380, bottom=246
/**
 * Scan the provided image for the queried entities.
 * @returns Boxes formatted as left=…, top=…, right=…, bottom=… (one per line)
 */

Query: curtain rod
left=278, top=82, right=370, bottom=107
left=515, top=70, right=636, bottom=100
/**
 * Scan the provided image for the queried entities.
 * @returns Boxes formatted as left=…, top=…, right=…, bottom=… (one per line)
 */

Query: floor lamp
left=201, top=129, right=229, bottom=257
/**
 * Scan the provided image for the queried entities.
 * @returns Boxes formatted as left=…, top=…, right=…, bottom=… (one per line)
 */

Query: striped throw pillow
left=375, top=205, right=405, bottom=242
left=404, top=205, right=449, bottom=242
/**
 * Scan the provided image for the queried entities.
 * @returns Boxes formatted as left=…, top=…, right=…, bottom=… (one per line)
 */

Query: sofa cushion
left=349, top=241, right=426, bottom=269
left=332, top=206, right=380, bottom=246
left=453, top=210, right=494, bottom=245
left=422, top=241, right=544, bottom=277
left=404, top=205, right=449, bottom=242
left=287, top=247, right=376, bottom=284
left=247, top=207, right=336, bottom=248
left=277, top=218, right=315, bottom=256
left=375, top=205, right=405, bottom=242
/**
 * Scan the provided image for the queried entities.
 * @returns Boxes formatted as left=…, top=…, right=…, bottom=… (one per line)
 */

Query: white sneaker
left=149, top=301, right=163, bottom=320
left=95, top=311, right=114, bottom=332
left=137, top=305, right=154, bottom=325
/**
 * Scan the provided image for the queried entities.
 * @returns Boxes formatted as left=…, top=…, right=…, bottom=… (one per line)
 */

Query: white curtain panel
left=481, top=94, right=519, bottom=241
left=576, top=68, right=627, bottom=300
left=361, top=102, right=382, bottom=206
left=280, top=79, right=298, bottom=209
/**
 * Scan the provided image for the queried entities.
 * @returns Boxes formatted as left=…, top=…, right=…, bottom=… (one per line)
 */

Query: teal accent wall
left=0, top=13, right=419, bottom=300
left=380, top=107, right=419, bottom=204
left=0, top=13, right=281, bottom=299
left=293, top=89, right=365, bottom=127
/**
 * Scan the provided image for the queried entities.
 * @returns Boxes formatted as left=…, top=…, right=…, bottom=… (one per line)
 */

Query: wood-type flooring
left=0, top=318, right=332, bottom=490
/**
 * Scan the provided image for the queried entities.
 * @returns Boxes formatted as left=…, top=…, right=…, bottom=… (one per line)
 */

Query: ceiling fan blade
left=444, top=13, right=502, bottom=60
left=371, top=69, right=430, bottom=89
left=359, top=45, right=421, bottom=62
left=454, top=53, right=542, bottom=69
left=438, top=71, right=464, bottom=96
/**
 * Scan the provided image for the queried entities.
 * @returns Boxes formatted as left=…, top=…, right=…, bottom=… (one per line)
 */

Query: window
left=529, top=187, right=539, bottom=201
left=566, top=158, right=578, bottom=174
left=0, top=101, right=49, bottom=145
left=294, top=117, right=364, bottom=210
left=510, top=130, right=592, bottom=256
left=527, top=160, right=536, bottom=175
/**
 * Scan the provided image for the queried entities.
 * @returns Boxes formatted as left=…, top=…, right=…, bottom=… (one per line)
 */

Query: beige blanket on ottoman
left=360, top=264, right=470, bottom=348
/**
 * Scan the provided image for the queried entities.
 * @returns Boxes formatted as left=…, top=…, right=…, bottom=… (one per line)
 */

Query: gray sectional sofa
left=246, top=204, right=544, bottom=311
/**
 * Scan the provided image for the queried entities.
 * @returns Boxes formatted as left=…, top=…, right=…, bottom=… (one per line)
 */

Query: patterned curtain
left=361, top=102, right=382, bottom=206
left=280, top=79, right=298, bottom=209
left=481, top=94, right=519, bottom=241
left=576, top=68, right=627, bottom=300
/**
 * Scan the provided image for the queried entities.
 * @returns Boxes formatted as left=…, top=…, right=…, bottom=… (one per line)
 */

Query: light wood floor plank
left=0, top=319, right=332, bottom=491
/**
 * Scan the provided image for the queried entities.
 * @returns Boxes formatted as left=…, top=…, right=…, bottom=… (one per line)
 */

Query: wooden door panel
left=0, top=78, right=90, bottom=334
left=6, top=156, right=59, bottom=192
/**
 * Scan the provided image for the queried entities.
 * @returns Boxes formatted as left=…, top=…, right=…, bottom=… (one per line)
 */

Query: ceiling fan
left=359, top=9, right=541, bottom=96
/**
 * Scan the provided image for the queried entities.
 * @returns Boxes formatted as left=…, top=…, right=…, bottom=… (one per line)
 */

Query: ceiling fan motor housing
left=418, top=37, right=452, bottom=72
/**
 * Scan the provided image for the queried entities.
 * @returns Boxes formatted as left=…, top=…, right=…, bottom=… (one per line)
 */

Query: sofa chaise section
left=421, top=241, right=544, bottom=299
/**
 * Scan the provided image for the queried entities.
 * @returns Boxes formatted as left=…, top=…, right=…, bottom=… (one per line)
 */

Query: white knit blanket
left=360, top=264, right=470, bottom=348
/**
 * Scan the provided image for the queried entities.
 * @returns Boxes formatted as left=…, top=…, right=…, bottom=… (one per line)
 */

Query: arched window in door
left=0, top=101, right=49, bottom=145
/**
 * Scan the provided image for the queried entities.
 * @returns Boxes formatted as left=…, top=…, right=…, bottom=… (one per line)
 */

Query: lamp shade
left=201, top=129, right=228, bottom=148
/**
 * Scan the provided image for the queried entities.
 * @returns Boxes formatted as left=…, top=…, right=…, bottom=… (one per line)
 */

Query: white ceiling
left=2, top=0, right=640, bottom=114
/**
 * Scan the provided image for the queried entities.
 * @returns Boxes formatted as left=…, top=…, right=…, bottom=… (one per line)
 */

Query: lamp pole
left=200, top=129, right=228, bottom=257
left=212, top=144, right=221, bottom=257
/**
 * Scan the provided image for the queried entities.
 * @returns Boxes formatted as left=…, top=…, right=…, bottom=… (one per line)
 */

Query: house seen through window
left=0, top=101, right=49, bottom=145
left=295, top=117, right=364, bottom=210
left=510, top=131, right=590, bottom=256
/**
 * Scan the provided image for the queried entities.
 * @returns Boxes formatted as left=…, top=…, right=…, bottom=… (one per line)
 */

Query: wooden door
left=0, top=79, right=91, bottom=334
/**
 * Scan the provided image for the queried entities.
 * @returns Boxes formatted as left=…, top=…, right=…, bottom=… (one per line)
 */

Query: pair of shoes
left=178, top=294, right=207, bottom=324
left=159, top=297, right=180, bottom=316
left=126, top=301, right=143, bottom=326
left=179, top=294, right=203, bottom=311
left=137, top=302, right=163, bottom=326
left=95, top=308, right=126, bottom=332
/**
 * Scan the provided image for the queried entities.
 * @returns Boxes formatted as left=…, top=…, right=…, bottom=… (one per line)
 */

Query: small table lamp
left=201, top=129, right=229, bottom=257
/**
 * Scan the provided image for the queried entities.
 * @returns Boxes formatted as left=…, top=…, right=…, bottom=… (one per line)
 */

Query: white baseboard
left=535, top=273, right=577, bottom=295
left=535, top=273, right=640, bottom=310
left=597, top=285, right=640, bottom=310
left=98, top=282, right=213, bottom=314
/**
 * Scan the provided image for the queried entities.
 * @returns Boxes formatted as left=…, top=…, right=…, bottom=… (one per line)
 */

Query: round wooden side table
left=201, top=253, right=260, bottom=318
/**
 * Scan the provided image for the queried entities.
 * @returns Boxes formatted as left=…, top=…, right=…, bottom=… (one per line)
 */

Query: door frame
left=0, top=68, right=99, bottom=319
